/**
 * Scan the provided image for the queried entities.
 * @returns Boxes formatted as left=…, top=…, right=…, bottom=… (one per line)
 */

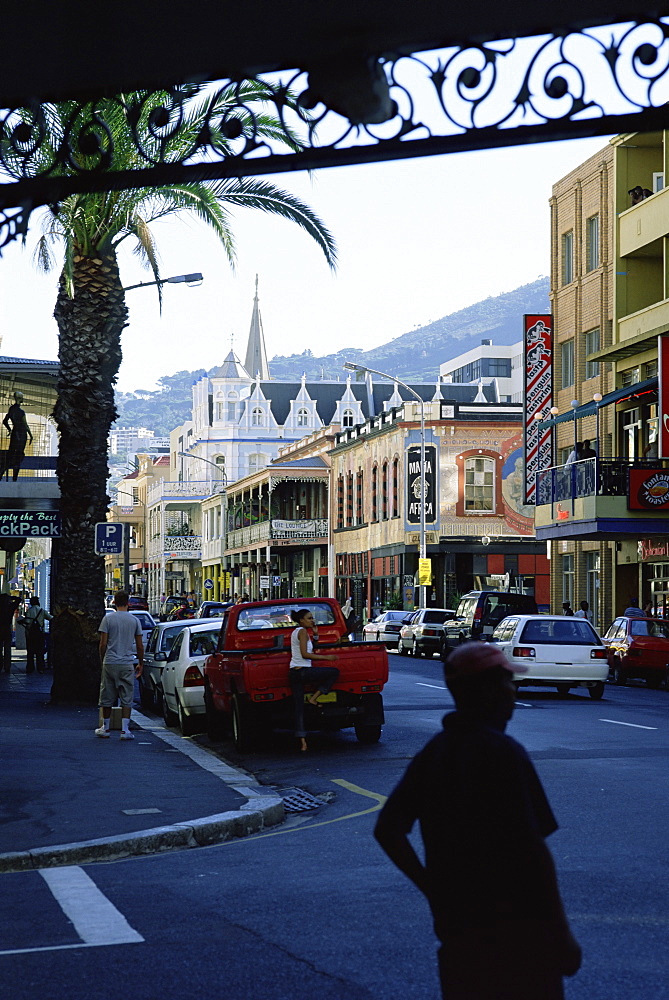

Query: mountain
left=114, top=277, right=549, bottom=432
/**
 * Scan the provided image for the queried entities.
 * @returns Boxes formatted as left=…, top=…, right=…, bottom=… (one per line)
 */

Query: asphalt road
left=3, top=651, right=669, bottom=999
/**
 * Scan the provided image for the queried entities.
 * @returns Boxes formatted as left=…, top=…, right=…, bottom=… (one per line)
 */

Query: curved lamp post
left=343, top=361, right=427, bottom=610
left=123, top=272, right=204, bottom=293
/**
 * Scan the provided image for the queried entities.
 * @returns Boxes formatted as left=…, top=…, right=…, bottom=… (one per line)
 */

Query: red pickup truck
left=203, top=598, right=388, bottom=750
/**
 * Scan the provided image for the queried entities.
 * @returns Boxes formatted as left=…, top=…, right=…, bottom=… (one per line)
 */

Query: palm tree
left=6, top=84, right=336, bottom=702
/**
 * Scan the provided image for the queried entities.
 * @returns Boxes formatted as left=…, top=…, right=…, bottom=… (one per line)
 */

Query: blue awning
left=538, top=376, right=658, bottom=429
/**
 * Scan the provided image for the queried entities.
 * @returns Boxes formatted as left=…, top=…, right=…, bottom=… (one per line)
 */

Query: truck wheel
left=178, top=698, right=200, bottom=737
left=355, top=723, right=382, bottom=744
left=232, top=694, right=258, bottom=751
left=205, top=683, right=228, bottom=742
left=646, top=674, right=662, bottom=689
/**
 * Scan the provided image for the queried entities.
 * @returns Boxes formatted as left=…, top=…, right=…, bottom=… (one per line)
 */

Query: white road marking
left=599, top=719, right=658, bottom=730
left=416, top=682, right=446, bottom=690
left=39, top=866, right=144, bottom=946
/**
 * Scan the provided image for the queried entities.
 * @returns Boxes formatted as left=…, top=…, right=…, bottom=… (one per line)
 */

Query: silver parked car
left=398, top=608, right=456, bottom=657
left=362, top=611, right=408, bottom=647
left=139, top=617, right=210, bottom=712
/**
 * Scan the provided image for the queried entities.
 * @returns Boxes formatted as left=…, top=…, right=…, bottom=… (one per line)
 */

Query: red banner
left=523, top=314, right=553, bottom=504
left=659, top=334, right=669, bottom=459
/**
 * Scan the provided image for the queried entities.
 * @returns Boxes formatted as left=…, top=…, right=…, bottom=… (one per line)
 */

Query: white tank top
left=290, top=627, right=312, bottom=668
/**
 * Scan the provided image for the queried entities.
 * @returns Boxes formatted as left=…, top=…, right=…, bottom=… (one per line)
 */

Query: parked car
left=127, top=595, right=149, bottom=611
left=139, top=617, right=210, bottom=712
left=441, top=591, right=538, bottom=653
left=197, top=600, right=233, bottom=618
left=398, top=607, right=456, bottom=657
left=362, top=611, right=408, bottom=647
left=491, top=614, right=608, bottom=698
left=161, top=620, right=224, bottom=736
left=129, top=610, right=156, bottom=647
left=602, top=616, right=669, bottom=688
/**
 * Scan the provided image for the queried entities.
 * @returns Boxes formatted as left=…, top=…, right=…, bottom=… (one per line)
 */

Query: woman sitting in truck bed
left=290, top=608, right=340, bottom=752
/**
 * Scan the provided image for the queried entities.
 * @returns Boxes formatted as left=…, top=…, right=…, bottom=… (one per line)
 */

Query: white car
left=362, top=611, right=408, bottom=647
left=491, top=614, right=608, bottom=699
left=130, top=610, right=157, bottom=647
left=161, top=621, right=223, bottom=735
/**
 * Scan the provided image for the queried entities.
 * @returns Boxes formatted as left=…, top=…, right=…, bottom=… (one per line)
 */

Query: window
left=585, top=215, right=599, bottom=272
left=346, top=472, right=353, bottom=527
left=464, top=457, right=494, bottom=511
left=486, top=358, right=511, bottom=378
left=297, top=408, right=309, bottom=427
left=562, top=554, right=574, bottom=607
left=355, top=470, right=364, bottom=525
left=621, top=367, right=641, bottom=388
left=561, top=340, right=574, bottom=388
left=216, top=402, right=224, bottom=420
left=248, top=453, right=266, bottom=474
left=381, top=461, right=388, bottom=520
left=653, top=171, right=664, bottom=193
left=337, top=475, right=344, bottom=529
left=342, top=409, right=354, bottom=428
left=562, top=231, right=574, bottom=285
left=584, top=328, right=600, bottom=379
left=251, top=407, right=264, bottom=426
left=392, top=457, right=399, bottom=517
left=372, top=464, right=378, bottom=522
left=227, top=402, right=236, bottom=420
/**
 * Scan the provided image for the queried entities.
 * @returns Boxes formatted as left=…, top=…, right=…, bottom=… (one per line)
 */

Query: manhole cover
left=280, top=788, right=324, bottom=813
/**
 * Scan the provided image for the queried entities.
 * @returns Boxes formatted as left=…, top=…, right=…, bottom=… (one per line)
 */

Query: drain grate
left=280, top=788, right=324, bottom=813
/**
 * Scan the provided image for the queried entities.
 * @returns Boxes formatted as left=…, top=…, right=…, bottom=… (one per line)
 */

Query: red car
left=602, top=616, right=669, bottom=688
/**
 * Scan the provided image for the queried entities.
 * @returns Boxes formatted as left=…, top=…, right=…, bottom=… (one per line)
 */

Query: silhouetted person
left=562, top=601, right=574, bottom=616
left=623, top=597, right=644, bottom=618
left=580, top=440, right=596, bottom=459
left=374, top=641, right=581, bottom=999
left=628, top=185, right=652, bottom=205
left=23, top=596, right=52, bottom=674
left=2, top=391, right=33, bottom=481
left=574, top=601, right=592, bottom=622
left=0, top=592, right=20, bottom=673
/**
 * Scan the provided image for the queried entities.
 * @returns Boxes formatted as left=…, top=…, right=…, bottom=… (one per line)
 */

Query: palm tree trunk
left=50, top=251, right=127, bottom=703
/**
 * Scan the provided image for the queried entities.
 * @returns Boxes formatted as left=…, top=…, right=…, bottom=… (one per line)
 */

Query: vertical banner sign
left=659, top=335, right=669, bottom=459
left=406, top=444, right=437, bottom=524
left=523, top=314, right=553, bottom=504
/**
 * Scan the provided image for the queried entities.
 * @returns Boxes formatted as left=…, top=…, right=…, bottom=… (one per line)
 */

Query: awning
left=538, top=376, right=657, bottom=429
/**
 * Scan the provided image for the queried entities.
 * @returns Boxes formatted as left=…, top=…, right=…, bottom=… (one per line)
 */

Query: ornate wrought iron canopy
left=2, top=15, right=669, bottom=251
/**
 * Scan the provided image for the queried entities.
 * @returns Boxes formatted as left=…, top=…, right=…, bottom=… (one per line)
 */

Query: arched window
left=464, top=457, right=495, bottom=511
left=381, top=461, right=389, bottom=520
left=251, top=407, right=264, bottom=426
left=297, top=408, right=309, bottom=427
left=372, top=464, right=378, bottom=522
left=346, top=471, right=354, bottom=527
left=343, top=408, right=354, bottom=428
left=337, top=475, right=344, bottom=529
left=356, top=470, right=364, bottom=524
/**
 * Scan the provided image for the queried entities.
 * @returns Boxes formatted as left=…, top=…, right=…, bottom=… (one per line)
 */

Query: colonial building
left=330, top=393, right=549, bottom=621
left=536, top=132, right=669, bottom=626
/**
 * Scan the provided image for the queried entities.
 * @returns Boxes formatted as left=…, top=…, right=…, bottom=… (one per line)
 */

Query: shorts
left=99, top=661, right=135, bottom=708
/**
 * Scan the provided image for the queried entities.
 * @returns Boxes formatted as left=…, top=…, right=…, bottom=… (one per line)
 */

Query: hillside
left=114, top=277, right=549, bottom=432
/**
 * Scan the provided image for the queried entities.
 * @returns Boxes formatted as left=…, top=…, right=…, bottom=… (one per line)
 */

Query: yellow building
left=537, top=131, right=669, bottom=626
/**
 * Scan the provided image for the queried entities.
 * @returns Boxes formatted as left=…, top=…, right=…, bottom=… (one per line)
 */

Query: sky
left=0, top=134, right=610, bottom=394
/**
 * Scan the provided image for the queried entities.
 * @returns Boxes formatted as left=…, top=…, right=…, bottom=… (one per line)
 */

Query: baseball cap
left=444, top=640, right=528, bottom=677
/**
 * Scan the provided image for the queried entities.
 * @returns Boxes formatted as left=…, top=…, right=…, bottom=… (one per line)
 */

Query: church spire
left=244, top=275, right=270, bottom=380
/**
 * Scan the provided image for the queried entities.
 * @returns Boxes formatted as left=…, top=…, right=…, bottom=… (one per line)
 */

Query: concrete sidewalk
left=0, top=651, right=283, bottom=873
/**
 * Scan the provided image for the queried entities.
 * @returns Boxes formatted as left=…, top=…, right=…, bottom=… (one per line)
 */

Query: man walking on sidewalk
left=96, top=591, right=144, bottom=740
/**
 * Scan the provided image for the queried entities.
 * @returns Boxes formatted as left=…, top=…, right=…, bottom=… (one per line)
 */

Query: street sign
left=95, top=522, right=124, bottom=554
left=203, top=578, right=214, bottom=590
left=259, top=575, right=270, bottom=589
left=273, top=575, right=281, bottom=586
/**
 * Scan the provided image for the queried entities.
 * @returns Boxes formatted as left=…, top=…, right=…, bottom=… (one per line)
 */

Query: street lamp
left=593, top=393, right=603, bottom=458
left=550, top=406, right=559, bottom=466
left=176, top=451, right=227, bottom=489
left=343, top=361, right=427, bottom=609
left=123, top=272, right=204, bottom=293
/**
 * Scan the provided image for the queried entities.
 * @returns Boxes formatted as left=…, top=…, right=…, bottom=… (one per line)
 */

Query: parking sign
left=95, top=522, right=124, bottom=554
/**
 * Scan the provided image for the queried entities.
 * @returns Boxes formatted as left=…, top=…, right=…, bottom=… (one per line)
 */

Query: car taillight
left=423, top=628, right=437, bottom=636
left=183, top=665, right=204, bottom=687
left=512, top=647, right=535, bottom=658
left=473, top=607, right=483, bottom=622
left=590, top=648, right=607, bottom=659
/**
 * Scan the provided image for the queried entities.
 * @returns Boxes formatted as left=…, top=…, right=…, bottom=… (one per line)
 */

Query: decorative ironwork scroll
left=2, top=18, right=669, bottom=251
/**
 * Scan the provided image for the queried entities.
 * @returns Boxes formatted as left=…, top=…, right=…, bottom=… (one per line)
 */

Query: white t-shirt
left=574, top=609, right=592, bottom=621
left=99, top=611, right=141, bottom=665
left=290, top=627, right=312, bottom=669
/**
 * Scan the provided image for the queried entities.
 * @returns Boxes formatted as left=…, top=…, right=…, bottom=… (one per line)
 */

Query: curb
left=0, top=796, right=284, bottom=874
left=0, top=707, right=285, bottom=874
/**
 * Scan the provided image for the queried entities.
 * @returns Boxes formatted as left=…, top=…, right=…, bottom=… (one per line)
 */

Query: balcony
left=619, top=186, right=669, bottom=258
left=535, top=458, right=669, bottom=540
left=226, top=517, right=329, bottom=551
left=147, top=479, right=224, bottom=505
left=146, top=534, right=202, bottom=561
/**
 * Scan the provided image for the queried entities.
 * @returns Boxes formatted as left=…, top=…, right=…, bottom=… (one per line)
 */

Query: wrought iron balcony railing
left=536, top=458, right=668, bottom=505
